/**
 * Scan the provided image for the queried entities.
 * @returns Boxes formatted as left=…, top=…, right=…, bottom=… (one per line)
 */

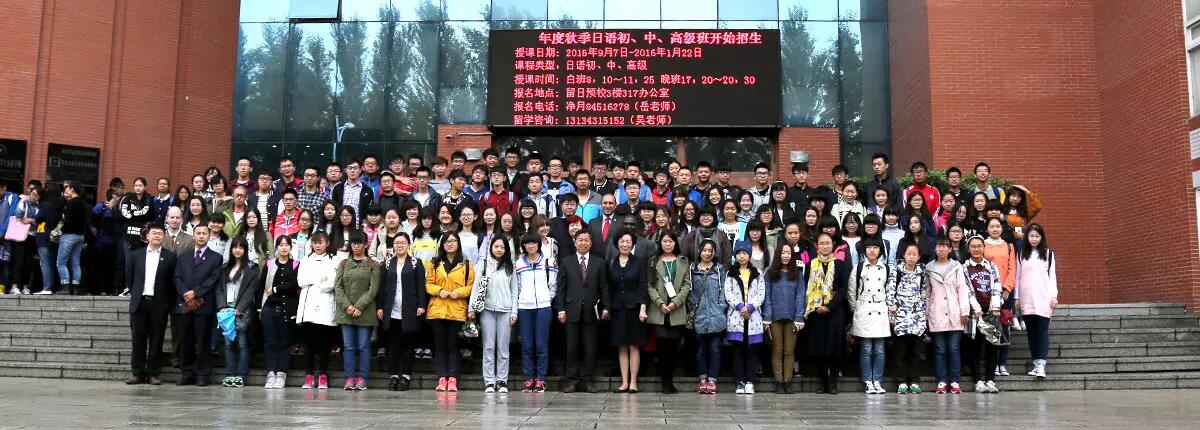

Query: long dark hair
left=1019, top=223, right=1049, bottom=261
left=221, top=236, right=251, bottom=283
left=744, top=218, right=771, bottom=269
left=1004, top=186, right=1029, bottom=219
left=413, top=206, right=440, bottom=239
left=241, top=208, right=270, bottom=257
left=434, top=231, right=464, bottom=272
left=656, top=229, right=680, bottom=258
left=767, top=241, right=799, bottom=282
left=483, top=235, right=514, bottom=275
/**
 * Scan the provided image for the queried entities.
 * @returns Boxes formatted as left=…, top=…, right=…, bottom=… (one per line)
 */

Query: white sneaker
left=484, top=384, right=496, bottom=393
left=975, top=380, right=988, bottom=393
left=986, top=380, right=1000, bottom=393
left=997, top=365, right=1010, bottom=376
left=744, top=382, right=755, bottom=394
left=33, top=290, right=53, bottom=295
left=265, top=372, right=277, bottom=388
left=119, top=288, right=131, bottom=297
left=874, top=381, right=885, bottom=394
left=21, top=288, right=29, bottom=295
left=1034, top=363, right=1047, bottom=379
left=864, top=382, right=874, bottom=393
left=10, top=288, right=21, bottom=295
left=735, top=382, right=746, bottom=394
left=274, top=372, right=287, bottom=388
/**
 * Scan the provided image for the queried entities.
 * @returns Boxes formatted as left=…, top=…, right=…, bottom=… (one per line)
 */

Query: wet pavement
left=3, top=378, right=1197, bottom=429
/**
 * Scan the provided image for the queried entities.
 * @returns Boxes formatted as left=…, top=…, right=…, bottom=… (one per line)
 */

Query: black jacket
left=247, top=191, right=281, bottom=221
left=118, top=193, right=155, bottom=247
left=554, top=253, right=609, bottom=322
left=606, top=254, right=649, bottom=310
left=260, top=258, right=300, bottom=316
left=215, top=262, right=261, bottom=320
left=127, top=247, right=177, bottom=314
left=173, top=247, right=223, bottom=315
left=376, top=255, right=428, bottom=332
left=331, top=180, right=375, bottom=222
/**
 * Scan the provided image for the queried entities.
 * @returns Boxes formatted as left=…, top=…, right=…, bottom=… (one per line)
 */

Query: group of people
left=0, top=147, right=1058, bottom=395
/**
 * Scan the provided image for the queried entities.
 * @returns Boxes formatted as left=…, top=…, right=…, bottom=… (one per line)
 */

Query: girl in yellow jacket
left=424, top=231, right=475, bottom=392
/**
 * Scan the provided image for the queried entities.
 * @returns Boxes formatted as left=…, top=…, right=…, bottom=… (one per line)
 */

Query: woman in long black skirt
left=801, top=233, right=851, bottom=394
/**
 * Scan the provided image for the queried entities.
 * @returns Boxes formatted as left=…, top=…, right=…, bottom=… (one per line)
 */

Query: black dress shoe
left=388, top=376, right=400, bottom=391
left=176, top=377, right=196, bottom=386
left=397, top=376, right=411, bottom=391
left=783, top=383, right=793, bottom=394
left=660, top=382, right=677, bottom=394
left=563, top=384, right=577, bottom=393
left=614, top=387, right=629, bottom=393
left=585, top=384, right=598, bottom=393
left=125, top=377, right=145, bottom=385
left=196, top=379, right=211, bottom=387
left=828, top=383, right=838, bottom=395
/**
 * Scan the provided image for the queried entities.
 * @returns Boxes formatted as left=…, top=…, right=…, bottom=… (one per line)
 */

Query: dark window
left=685, top=137, right=772, bottom=172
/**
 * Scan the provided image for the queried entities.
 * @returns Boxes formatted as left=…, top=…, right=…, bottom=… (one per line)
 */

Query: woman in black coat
left=376, top=233, right=428, bottom=391
left=801, top=232, right=851, bottom=395
left=606, top=230, right=650, bottom=393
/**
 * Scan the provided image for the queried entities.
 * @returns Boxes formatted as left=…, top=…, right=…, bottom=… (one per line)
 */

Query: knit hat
left=733, top=240, right=752, bottom=256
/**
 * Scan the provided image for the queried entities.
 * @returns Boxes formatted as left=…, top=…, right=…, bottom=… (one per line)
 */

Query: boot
left=827, top=368, right=839, bottom=395
left=815, top=368, right=828, bottom=394
left=660, top=376, right=677, bottom=394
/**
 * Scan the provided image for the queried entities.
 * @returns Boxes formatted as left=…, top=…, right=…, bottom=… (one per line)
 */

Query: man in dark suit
left=586, top=194, right=619, bottom=259
left=554, top=229, right=609, bottom=393
left=125, top=223, right=177, bottom=385
left=173, top=224, right=222, bottom=386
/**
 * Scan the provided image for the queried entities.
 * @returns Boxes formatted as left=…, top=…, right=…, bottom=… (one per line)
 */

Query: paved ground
left=1, top=378, right=1197, bottom=429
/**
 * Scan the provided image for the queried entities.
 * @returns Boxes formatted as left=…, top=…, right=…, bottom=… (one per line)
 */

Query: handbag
left=49, top=220, right=64, bottom=243
left=459, top=318, right=480, bottom=338
left=4, top=217, right=30, bottom=242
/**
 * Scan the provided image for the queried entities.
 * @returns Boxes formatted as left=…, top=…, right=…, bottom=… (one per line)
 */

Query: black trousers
left=302, top=322, right=338, bottom=376
left=732, top=339, right=759, bottom=383
left=129, top=303, right=168, bottom=378
left=655, top=325, right=684, bottom=383
left=968, top=333, right=998, bottom=383
left=894, top=334, right=923, bottom=384
left=177, top=313, right=214, bottom=380
left=386, top=320, right=417, bottom=376
left=430, top=319, right=462, bottom=378
left=563, top=316, right=598, bottom=388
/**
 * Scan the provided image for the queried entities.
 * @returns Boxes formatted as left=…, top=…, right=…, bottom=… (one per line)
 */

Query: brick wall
left=777, top=127, right=841, bottom=184
left=0, top=0, right=237, bottom=194
left=1093, top=1, right=1200, bottom=309
left=887, top=0, right=933, bottom=174
left=436, top=124, right=492, bottom=171
left=894, top=0, right=1110, bottom=304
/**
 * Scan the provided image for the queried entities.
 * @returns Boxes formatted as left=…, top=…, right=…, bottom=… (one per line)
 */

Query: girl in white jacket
left=467, top=236, right=519, bottom=393
left=512, top=234, right=558, bottom=392
left=296, top=231, right=344, bottom=390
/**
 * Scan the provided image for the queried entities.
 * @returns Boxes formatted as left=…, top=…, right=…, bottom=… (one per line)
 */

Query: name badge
left=664, top=279, right=677, bottom=299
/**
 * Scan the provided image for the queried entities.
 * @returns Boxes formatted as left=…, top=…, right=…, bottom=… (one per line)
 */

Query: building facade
left=1, top=0, right=1198, bottom=310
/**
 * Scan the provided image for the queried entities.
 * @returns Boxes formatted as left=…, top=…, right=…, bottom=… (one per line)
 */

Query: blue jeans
left=223, top=329, right=250, bottom=378
left=932, top=331, right=962, bottom=383
left=36, top=246, right=55, bottom=292
left=55, top=234, right=84, bottom=285
left=695, top=332, right=723, bottom=381
left=859, top=337, right=886, bottom=382
left=341, top=325, right=373, bottom=379
left=260, top=306, right=293, bottom=373
left=518, top=307, right=552, bottom=381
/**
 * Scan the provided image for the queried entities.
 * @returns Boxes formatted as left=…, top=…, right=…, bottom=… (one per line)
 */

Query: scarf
left=804, top=254, right=837, bottom=317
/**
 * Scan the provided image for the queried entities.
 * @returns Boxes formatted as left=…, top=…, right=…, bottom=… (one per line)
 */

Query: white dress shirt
left=390, top=264, right=404, bottom=320
left=143, top=246, right=162, bottom=297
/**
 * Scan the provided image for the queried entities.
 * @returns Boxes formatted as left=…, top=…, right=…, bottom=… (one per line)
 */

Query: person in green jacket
left=335, top=232, right=379, bottom=391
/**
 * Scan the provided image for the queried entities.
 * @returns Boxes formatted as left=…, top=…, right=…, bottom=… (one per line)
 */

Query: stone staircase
left=1, top=296, right=1197, bottom=392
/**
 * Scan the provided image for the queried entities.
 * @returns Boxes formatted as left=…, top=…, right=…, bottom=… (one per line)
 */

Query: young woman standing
left=688, top=239, right=727, bottom=394
left=296, top=232, right=341, bottom=390
left=926, top=238, right=981, bottom=395
left=468, top=236, right=517, bottom=393
left=513, top=234, right=557, bottom=393
left=725, top=243, right=765, bottom=395
left=216, top=238, right=259, bottom=388
left=647, top=230, right=691, bottom=394
left=260, top=235, right=300, bottom=389
left=888, top=244, right=928, bottom=394
left=964, top=235, right=1004, bottom=393
left=1016, top=223, right=1057, bottom=378
left=848, top=238, right=890, bottom=394
left=608, top=231, right=650, bottom=394
left=378, top=233, right=428, bottom=391
left=762, top=244, right=806, bottom=394
left=983, top=217, right=1017, bottom=376
left=803, top=233, right=851, bottom=395
left=424, top=232, right=474, bottom=392
left=334, top=233, right=380, bottom=391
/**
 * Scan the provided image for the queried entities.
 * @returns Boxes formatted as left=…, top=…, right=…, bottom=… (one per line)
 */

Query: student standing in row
left=469, top=236, right=517, bottom=393
left=379, top=234, right=428, bottom=391
left=848, top=238, right=890, bottom=394
left=425, top=232, right=474, bottom=392
left=297, top=232, right=340, bottom=390
left=647, top=231, right=691, bottom=394
left=334, top=233, right=379, bottom=391
left=763, top=244, right=805, bottom=394
left=216, top=238, right=259, bottom=388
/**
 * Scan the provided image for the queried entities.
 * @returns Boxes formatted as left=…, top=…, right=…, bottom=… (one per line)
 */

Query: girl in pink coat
left=925, top=238, right=981, bottom=394
left=1015, top=223, right=1057, bottom=378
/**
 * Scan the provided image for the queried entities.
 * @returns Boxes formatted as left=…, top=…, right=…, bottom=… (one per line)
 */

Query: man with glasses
left=221, top=186, right=250, bottom=237
left=322, top=163, right=342, bottom=199
left=332, top=158, right=374, bottom=224
left=546, top=156, right=575, bottom=198
left=271, top=156, right=302, bottom=195
left=248, top=170, right=280, bottom=223
left=297, top=167, right=324, bottom=215
left=904, top=162, right=941, bottom=211
left=411, top=166, right=442, bottom=209
left=271, top=189, right=302, bottom=239
left=748, top=162, right=772, bottom=212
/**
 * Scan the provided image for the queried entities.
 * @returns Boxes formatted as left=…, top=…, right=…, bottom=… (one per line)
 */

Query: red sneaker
left=707, top=381, right=717, bottom=394
left=949, top=382, right=962, bottom=394
left=697, top=380, right=707, bottom=394
left=343, top=378, right=355, bottom=390
left=523, top=379, right=534, bottom=392
left=935, top=382, right=948, bottom=394
left=317, top=374, right=329, bottom=390
left=435, top=377, right=448, bottom=391
left=447, top=377, right=458, bottom=392
left=301, top=374, right=315, bottom=389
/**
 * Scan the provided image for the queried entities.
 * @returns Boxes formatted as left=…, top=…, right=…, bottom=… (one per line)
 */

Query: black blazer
left=377, top=255, right=428, bottom=332
left=173, top=247, right=223, bottom=315
left=587, top=214, right=620, bottom=258
left=214, top=262, right=261, bottom=319
left=606, top=254, right=650, bottom=310
left=127, top=247, right=178, bottom=314
left=554, top=253, right=609, bottom=323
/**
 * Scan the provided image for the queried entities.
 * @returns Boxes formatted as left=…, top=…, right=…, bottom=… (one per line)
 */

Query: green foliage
left=830, top=169, right=1013, bottom=192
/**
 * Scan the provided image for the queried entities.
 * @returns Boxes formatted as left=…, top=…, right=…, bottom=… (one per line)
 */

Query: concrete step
left=0, top=332, right=136, bottom=350
left=4, top=360, right=1198, bottom=392
left=1049, top=315, right=1200, bottom=330
left=0, top=319, right=128, bottom=335
left=1005, top=340, right=1200, bottom=359
left=1009, top=327, right=1200, bottom=344
left=0, top=295, right=129, bottom=309
left=0, top=306, right=127, bottom=322
left=1030, top=356, right=1200, bottom=374
left=1054, top=303, right=1189, bottom=317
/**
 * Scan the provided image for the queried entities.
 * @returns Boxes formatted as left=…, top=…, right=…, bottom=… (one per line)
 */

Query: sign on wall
left=46, top=143, right=100, bottom=203
left=489, top=29, right=782, bottom=128
left=0, top=139, right=27, bottom=192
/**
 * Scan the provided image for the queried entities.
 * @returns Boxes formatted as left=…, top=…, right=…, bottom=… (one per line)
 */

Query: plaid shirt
left=342, top=180, right=365, bottom=217
left=297, top=187, right=324, bottom=215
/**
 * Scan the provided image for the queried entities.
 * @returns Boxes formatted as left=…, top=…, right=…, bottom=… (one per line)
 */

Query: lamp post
left=333, top=115, right=356, bottom=162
